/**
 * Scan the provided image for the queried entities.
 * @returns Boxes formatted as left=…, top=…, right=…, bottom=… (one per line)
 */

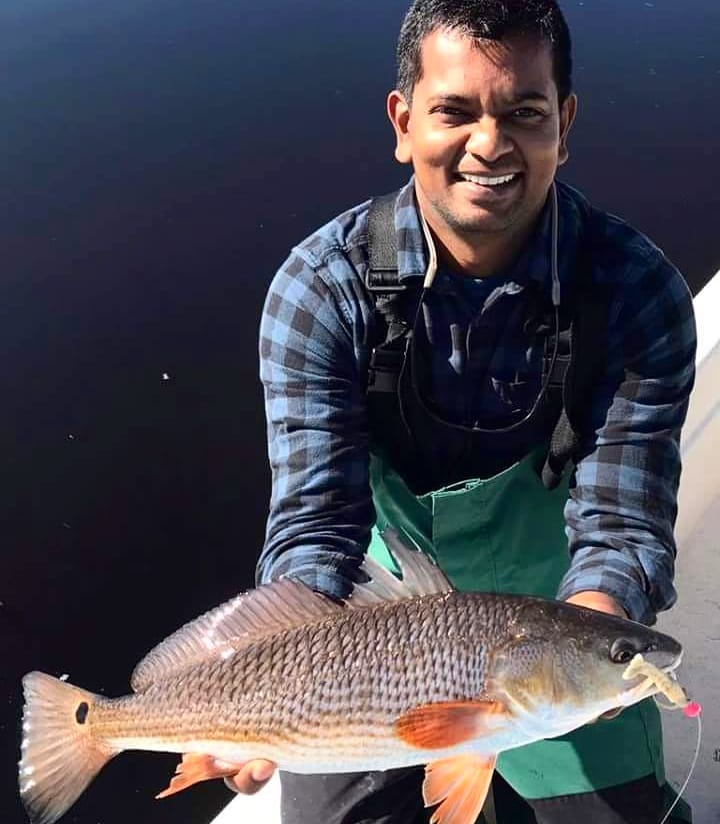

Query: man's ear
left=557, top=93, right=577, bottom=167
left=387, top=90, right=413, bottom=164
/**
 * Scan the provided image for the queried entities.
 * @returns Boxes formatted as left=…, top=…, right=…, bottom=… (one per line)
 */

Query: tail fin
left=19, top=671, right=118, bottom=824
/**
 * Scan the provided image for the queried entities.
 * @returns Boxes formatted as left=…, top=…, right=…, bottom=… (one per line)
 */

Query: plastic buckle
left=365, top=269, right=407, bottom=293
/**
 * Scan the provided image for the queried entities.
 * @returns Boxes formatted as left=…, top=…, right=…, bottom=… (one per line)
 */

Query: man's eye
left=432, top=106, right=468, bottom=118
left=513, top=108, right=545, bottom=119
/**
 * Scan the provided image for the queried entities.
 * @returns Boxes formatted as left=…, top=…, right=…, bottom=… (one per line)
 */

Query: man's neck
left=417, top=199, right=543, bottom=278
left=432, top=226, right=534, bottom=278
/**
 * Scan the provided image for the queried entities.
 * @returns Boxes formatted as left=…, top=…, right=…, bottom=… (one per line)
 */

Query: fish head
left=487, top=598, right=683, bottom=726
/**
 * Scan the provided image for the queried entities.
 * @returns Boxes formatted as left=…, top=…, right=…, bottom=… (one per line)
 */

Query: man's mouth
left=458, top=172, right=520, bottom=188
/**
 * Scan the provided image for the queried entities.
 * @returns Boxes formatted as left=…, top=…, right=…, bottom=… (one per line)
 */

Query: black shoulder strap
left=541, top=206, right=611, bottom=489
left=365, top=192, right=415, bottom=395
left=367, top=192, right=403, bottom=291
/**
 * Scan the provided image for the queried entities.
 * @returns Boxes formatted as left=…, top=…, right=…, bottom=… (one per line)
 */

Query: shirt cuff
left=556, top=553, right=656, bottom=625
left=259, top=550, right=360, bottom=602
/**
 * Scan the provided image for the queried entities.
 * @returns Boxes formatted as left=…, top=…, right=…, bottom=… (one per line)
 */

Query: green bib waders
left=367, top=448, right=689, bottom=819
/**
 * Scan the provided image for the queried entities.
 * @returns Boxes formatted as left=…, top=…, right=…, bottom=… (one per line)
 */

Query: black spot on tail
left=75, top=701, right=89, bottom=724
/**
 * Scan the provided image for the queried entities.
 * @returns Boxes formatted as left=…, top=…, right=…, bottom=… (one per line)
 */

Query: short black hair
left=397, top=0, right=573, bottom=103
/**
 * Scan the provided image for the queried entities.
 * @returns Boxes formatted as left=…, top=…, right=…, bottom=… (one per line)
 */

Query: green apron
left=367, top=447, right=690, bottom=820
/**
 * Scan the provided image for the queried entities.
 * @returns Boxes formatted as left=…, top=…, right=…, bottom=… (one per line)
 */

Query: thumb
left=220, top=759, right=277, bottom=794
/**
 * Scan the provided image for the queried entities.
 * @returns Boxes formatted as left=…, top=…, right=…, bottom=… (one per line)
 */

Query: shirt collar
left=393, top=176, right=585, bottom=296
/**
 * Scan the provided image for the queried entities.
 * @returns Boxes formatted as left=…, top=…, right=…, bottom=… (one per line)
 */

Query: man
left=225, top=1, right=696, bottom=821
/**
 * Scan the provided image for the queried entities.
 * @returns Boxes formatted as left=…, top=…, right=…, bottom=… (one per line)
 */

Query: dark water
left=1, top=1, right=718, bottom=822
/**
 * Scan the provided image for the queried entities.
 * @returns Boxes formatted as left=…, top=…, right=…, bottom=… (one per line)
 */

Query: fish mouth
left=662, top=650, right=683, bottom=673
left=643, top=644, right=682, bottom=673
left=619, top=647, right=688, bottom=708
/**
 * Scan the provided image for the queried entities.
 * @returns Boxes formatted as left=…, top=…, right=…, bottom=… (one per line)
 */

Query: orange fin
left=424, top=754, right=496, bottom=824
left=155, top=753, right=239, bottom=799
left=395, top=700, right=509, bottom=750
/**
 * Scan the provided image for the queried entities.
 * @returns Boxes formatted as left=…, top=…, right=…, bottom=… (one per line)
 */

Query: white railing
left=210, top=772, right=281, bottom=824
left=658, top=271, right=720, bottom=822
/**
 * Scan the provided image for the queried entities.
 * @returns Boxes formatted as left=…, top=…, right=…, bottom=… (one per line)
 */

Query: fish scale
left=85, top=594, right=492, bottom=759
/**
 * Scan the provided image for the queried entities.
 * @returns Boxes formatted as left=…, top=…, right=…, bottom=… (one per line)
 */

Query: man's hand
left=565, top=590, right=628, bottom=720
left=215, top=759, right=277, bottom=794
left=564, top=590, right=628, bottom=619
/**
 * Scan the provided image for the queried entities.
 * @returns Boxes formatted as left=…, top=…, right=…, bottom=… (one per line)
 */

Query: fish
left=18, top=530, right=685, bottom=824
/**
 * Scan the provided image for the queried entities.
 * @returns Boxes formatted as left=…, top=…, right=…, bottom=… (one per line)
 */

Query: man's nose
left=465, top=116, right=513, bottom=162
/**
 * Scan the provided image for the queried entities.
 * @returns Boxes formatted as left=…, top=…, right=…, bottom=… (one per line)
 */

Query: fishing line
left=656, top=702, right=702, bottom=824
left=410, top=182, right=562, bottom=437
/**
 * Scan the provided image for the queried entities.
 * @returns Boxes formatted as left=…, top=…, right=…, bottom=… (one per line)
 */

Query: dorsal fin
left=130, top=579, right=341, bottom=691
left=131, top=529, right=451, bottom=691
left=347, top=528, right=453, bottom=608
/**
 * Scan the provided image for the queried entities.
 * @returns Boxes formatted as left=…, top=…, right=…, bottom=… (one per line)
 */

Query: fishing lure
left=622, top=654, right=702, bottom=824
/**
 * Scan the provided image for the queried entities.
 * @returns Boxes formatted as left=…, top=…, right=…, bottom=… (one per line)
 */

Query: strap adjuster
left=365, top=270, right=407, bottom=293
left=367, top=347, right=404, bottom=393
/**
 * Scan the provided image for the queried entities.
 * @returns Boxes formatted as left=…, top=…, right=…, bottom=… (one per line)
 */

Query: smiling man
left=237, top=1, right=696, bottom=822
left=390, top=28, right=576, bottom=275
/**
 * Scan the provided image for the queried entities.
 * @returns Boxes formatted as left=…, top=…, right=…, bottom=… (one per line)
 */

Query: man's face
left=388, top=30, right=576, bottom=241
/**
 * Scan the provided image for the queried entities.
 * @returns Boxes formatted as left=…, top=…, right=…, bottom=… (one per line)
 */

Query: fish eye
left=610, top=639, right=636, bottom=664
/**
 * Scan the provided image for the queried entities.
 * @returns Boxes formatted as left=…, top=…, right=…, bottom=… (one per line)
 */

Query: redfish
left=19, top=531, right=684, bottom=824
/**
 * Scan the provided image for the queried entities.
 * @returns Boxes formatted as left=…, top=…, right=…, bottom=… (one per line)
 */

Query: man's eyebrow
left=426, top=91, right=551, bottom=106
left=509, top=90, right=551, bottom=103
left=426, top=94, right=472, bottom=106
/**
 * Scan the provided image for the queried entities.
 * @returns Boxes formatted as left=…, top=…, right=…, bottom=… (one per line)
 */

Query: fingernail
left=252, top=763, right=274, bottom=782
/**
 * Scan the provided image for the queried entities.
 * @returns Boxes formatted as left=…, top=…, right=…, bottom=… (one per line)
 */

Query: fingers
left=218, top=759, right=277, bottom=795
left=564, top=591, right=628, bottom=619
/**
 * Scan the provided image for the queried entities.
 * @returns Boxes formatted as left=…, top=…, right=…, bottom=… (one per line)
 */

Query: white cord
left=419, top=205, right=438, bottom=290
left=658, top=713, right=702, bottom=824
left=550, top=181, right=561, bottom=307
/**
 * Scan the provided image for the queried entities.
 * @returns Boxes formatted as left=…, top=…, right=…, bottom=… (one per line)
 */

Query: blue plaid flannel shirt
left=257, top=178, right=696, bottom=625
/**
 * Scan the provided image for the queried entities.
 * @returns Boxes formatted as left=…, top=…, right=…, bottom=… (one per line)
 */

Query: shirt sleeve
left=557, top=252, right=697, bottom=625
left=255, top=247, right=374, bottom=599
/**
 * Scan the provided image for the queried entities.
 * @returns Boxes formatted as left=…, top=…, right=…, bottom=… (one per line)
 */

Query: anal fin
left=424, top=754, right=496, bottom=824
left=156, top=753, right=240, bottom=799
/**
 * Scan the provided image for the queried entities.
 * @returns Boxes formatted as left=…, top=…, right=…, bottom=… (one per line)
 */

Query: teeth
left=461, top=173, right=517, bottom=186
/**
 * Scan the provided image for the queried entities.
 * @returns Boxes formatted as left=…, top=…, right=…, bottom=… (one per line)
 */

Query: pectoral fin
left=156, top=753, right=240, bottom=799
left=395, top=700, right=509, bottom=750
left=424, top=754, right=496, bottom=824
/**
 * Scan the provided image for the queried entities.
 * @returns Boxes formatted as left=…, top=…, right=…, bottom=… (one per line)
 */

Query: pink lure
left=683, top=701, right=701, bottom=718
